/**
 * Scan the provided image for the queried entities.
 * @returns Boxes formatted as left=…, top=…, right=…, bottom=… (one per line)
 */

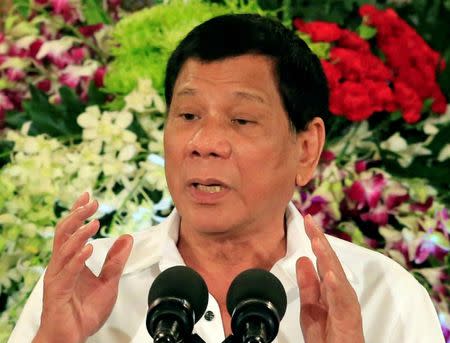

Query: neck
left=177, top=216, right=287, bottom=275
left=176, top=215, right=287, bottom=338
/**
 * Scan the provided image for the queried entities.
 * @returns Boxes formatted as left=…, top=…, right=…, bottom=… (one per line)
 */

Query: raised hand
left=296, top=214, right=365, bottom=343
left=33, top=193, right=133, bottom=343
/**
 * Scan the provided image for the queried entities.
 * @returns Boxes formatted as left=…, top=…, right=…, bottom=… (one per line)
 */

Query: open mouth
left=192, top=183, right=225, bottom=193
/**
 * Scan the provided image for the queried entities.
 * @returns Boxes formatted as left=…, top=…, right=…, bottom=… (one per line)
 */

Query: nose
left=186, top=119, right=232, bottom=159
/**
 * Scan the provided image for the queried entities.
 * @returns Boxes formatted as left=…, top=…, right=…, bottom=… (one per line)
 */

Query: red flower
left=430, top=86, right=447, bottom=114
left=330, top=81, right=375, bottom=121
left=338, top=29, right=371, bottom=53
left=365, top=80, right=396, bottom=113
left=330, top=47, right=392, bottom=82
left=321, top=60, right=341, bottom=88
left=394, top=81, right=422, bottom=124
left=293, top=18, right=343, bottom=42
left=359, top=4, right=446, bottom=120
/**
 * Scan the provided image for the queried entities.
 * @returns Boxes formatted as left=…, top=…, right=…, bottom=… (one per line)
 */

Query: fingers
left=99, top=235, right=133, bottom=284
left=53, top=198, right=99, bottom=252
left=322, top=270, right=360, bottom=318
left=71, top=192, right=90, bottom=211
left=304, top=214, right=346, bottom=281
left=303, top=214, right=362, bottom=320
left=51, top=220, right=100, bottom=274
left=54, top=244, right=94, bottom=291
left=296, top=257, right=320, bottom=304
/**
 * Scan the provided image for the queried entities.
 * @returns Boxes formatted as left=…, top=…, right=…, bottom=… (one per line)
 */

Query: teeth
left=196, top=184, right=223, bottom=193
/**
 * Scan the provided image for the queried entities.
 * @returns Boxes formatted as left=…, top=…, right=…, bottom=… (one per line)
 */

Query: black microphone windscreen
left=148, top=265, right=209, bottom=322
left=226, top=269, right=287, bottom=319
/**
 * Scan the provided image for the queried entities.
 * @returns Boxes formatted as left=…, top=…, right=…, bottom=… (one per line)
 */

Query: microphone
left=226, top=269, right=287, bottom=343
left=146, top=266, right=209, bottom=343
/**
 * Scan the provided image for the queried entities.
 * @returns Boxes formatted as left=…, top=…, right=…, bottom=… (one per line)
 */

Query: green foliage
left=103, top=0, right=268, bottom=98
left=12, top=0, right=32, bottom=18
left=281, top=0, right=377, bottom=26
left=82, top=0, right=112, bottom=25
left=104, top=0, right=227, bottom=97
left=5, top=83, right=106, bottom=138
left=356, top=24, right=377, bottom=39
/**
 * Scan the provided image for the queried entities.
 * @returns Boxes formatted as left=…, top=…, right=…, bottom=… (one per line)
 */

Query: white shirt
left=9, top=203, right=444, bottom=343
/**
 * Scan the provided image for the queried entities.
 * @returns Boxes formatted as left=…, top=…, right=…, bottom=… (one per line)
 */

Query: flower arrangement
left=294, top=4, right=447, bottom=123
left=0, top=0, right=449, bottom=340
left=294, top=114, right=450, bottom=341
left=0, top=0, right=121, bottom=128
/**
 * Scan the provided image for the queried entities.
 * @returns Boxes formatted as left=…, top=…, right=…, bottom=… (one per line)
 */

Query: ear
left=295, top=117, right=326, bottom=187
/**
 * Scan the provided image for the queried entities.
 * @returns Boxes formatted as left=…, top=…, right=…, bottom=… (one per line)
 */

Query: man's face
left=164, top=54, right=305, bottom=235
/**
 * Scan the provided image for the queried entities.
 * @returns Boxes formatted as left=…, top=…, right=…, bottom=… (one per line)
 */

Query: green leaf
left=357, top=25, right=377, bottom=40
left=4, top=110, right=28, bottom=130
left=444, top=0, right=450, bottom=11
left=13, top=0, right=31, bottom=17
left=427, top=123, right=450, bottom=154
left=82, top=0, right=111, bottom=25
left=87, top=82, right=107, bottom=106
left=58, top=87, right=85, bottom=134
left=421, top=98, right=434, bottom=113
left=4, top=15, right=19, bottom=32
left=0, top=78, right=12, bottom=90
left=17, top=85, right=84, bottom=137
left=0, top=140, right=14, bottom=168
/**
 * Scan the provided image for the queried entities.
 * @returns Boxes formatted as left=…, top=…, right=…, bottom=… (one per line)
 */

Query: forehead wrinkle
left=175, top=85, right=268, bottom=105
left=233, top=90, right=266, bottom=104
left=175, top=87, right=197, bottom=98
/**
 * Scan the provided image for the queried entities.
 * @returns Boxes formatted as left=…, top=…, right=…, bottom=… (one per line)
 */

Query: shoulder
left=326, top=234, right=424, bottom=296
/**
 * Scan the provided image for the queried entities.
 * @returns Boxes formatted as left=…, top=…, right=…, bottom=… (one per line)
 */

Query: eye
left=180, top=113, right=198, bottom=121
left=232, top=118, right=252, bottom=126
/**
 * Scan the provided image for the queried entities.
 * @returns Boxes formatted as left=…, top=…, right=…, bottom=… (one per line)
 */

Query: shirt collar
left=126, top=202, right=354, bottom=294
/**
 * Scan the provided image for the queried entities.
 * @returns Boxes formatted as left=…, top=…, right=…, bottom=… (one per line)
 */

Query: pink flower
left=59, top=73, right=80, bottom=88
left=70, top=47, right=87, bottom=64
left=28, top=39, right=44, bottom=59
left=361, top=204, right=389, bottom=225
left=346, top=173, right=386, bottom=209
left=79, top=23, right=104, bottom=37
left=355, top=160, right=367, bottom=173
left=0, top=92, right=14, bottom=128
left=410, top=196, right=434, bottom=212
left=6, top=68, right=26, bottom=82
left=37, top=79, right=52, bottom=92
left=93, top=66, right=107, bottom=87
left=415, top=234, right=449, bottom=264
left=50, top=0, right=80, bottom=23
left=385, top=192, right=409, bottom=210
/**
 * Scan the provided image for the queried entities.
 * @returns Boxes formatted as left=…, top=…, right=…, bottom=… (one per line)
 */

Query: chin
left=178, top=203, right=243, bottom=235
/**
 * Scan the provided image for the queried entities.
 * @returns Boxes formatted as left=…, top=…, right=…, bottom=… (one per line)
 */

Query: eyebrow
left=175, top=87, right=266, bottom=104
left=233, top=91, right=266, bottom=104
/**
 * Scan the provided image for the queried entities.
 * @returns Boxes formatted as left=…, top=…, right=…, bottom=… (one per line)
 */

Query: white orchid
left=380, top=132, right=431, bottom=167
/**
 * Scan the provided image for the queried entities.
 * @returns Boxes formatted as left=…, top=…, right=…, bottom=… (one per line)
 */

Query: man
left=9, top=14, right=444, bottom=343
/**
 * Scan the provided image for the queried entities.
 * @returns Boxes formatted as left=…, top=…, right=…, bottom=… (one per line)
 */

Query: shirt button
left=204, top=310, right=215, bottom=321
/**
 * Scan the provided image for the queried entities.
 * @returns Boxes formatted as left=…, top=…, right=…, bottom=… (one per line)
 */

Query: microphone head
left=226, top=268, right=287, bottom=320
left=148, top=265, right=209, bottom=322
